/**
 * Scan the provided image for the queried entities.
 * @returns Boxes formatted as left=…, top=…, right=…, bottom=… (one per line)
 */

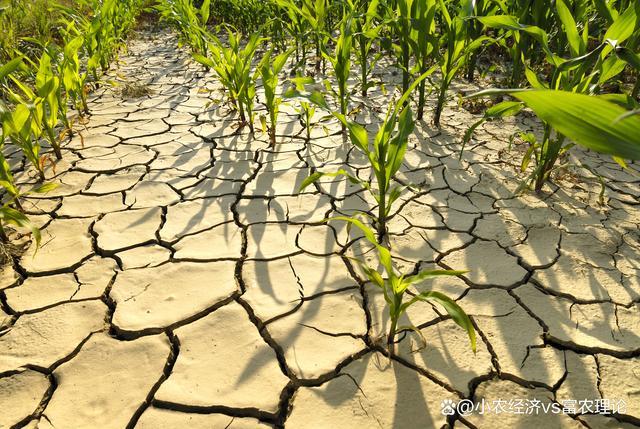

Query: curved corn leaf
left=404, top=290, right=476, bottom=353
left=0, top=206, right=41, bottom=249
left=468, top=89, right=640, bottom=160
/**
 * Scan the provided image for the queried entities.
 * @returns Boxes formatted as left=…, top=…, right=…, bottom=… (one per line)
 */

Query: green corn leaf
left=510, top=90, right=640, bottom=160
left=485, top=100, right=523, bottom=118
left=406, top=290, right=476, bottom=352
left=404, top=269, right=468, bottom=286
left=603, top=4, right=637, bottom=47
left=346, top=121, right=369, bottom=153
left=614, top=46, right=640, bottom=72
left=386, top=107, right=413, bottom=180
left=31, top=182, right=59, bottom=194
left=298, top=171, right=325, bottom=191
left=332, top=215, right=378, bottom=246
left=430, top=292, right=476, bottom=352
left=593, top=0, right=615, bottom=24
left=0, top=206, right=41, bottom=249
left=192, top=53, right=215, bottom=68
left=555, top=0, right=584, bottom=56
left=524, top=65, right=547, bottom=89
left=200, top=0, right=210, bottom=25
left=0, top=57, right=24, bottom=82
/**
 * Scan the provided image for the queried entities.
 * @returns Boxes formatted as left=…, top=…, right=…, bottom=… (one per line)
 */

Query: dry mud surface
left=1, top=33, right=639, bottom=429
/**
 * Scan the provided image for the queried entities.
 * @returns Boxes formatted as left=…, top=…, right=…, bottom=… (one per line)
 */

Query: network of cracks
left=0, top=32, right=639, bottom=429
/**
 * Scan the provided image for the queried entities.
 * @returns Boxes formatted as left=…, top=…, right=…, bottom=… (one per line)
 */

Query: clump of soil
left=0, top=235, right=28, bottom=269
left=120, top=82, right=152, bottom=99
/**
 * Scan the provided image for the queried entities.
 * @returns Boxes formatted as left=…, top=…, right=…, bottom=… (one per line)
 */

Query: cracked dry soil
left=0, top=31, right=639, bottom=429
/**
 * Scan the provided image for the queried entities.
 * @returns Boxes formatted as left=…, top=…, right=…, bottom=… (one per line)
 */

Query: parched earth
left=1, top=32, right=639, bottom=429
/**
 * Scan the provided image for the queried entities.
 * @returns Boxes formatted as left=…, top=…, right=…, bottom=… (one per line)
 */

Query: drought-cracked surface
left=1, top=32, right=639, bottom=429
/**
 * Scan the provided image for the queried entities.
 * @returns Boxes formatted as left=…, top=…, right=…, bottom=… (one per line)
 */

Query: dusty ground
left=0, top=32, right=639, bottom=429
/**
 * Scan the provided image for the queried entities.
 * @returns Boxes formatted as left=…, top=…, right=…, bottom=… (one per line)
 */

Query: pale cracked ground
left=1, top=32, right=639, bottom=429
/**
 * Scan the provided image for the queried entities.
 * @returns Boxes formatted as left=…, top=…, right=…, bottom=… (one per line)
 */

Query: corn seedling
left=193, top=28, right=263, bottom=132
left=276, top=0, right=331, bottom=74
left=354, top=0, right=382, bottom=97
left=85, top=0, right=144, bottom=81
left=471, top=4, right=640, bottom=191
left=322, top=7, right=355, bottom=132
left=0, top=131, right=52, bottom=247
left=0, top=203, right=41, bottom=248
left=432, top=0, right=491, bottom=127
left=288, top=75, right=317, bottom=141
left=60, top=20, right=89, bottom=115
left=279, top=0, right=311, bottom=69
left=406, top=0, right=437, bottom=119
left=295, top=74, right=431, bottom=241
left=337, top=216, right=475, bottom=354
left=466, top=89, right=640, bottom=193
left=391, top=0, right=412, bottom=94
left=34, top=51, right=63, bottom=160
left=258, top=47, right=293, bottom=146
left=155, top=0, right=211, bottom=55
left=1, top=69, right=46, bottom=181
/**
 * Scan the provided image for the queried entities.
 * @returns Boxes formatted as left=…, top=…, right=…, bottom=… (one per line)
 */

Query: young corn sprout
left=391, top=0, right=412, bottom=94
left=406, top=0, right=437, bottom=120
left=1, top=72, right=47, bottom=181
left=34, top=51, right=63, bottom=160
left=60, top=21, right=89, bottom=115
left=155, top=0, right=211, bottom=55
left=465, top=90, right=640, bottom=193
left=0, top=134, right=52, bottom=247
left=194, top=28, right=264, bottom=132
left=469, top=3, right=640, bottom=192
left=0, top=202, right=41, bottom=248
left=258, top=48, right=293, bottom=146
left=276, top=0, right=331, bottom=74
left=322, top=7, right=355, bottom=133
left=293, top=74, right=431, bottom=241
left=433, top=0, right=491, bottom=127
left=82, top=0, right=144, bottom=81
left=288, top=76, right=317, bottom=141
left=279, top=0, right=312, bottom=69
left=337, top=216, right=475, bottom=354
left=354, top=0, right=382, bottom=97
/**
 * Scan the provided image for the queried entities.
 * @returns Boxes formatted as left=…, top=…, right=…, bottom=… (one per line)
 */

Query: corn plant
left=322, top=8, right=355, bottom=133
left=1, top=71, right=46, bottom=181
left=193, top=28, right=263, bottom=132
left=471, top=4, right=639, bottom=191
left=432, top=0, right=491, bottom=127
left=466, top=89, right=640, bottom=193
left=85, top=0, right=144, bottom=80
left=406, top=0, right=437, bottom=120
left=337, top=216, right=475, bottom=354
left=60, top=21, right=89, bottom=115
left=34, top=51, right=63, bottom=160
left=462, top=0, right=501, bottom=82
left=258, top=47, right=293, bottom=146
left=294, top=75, right=431, bottom=241
left=353, top=0, right=382, bottom=97
left=391, top=0, right=413, bottom=94
left=0, top=130, right=52, bottom=247
left=276, top=0, right=331, bottom=74
left=279, top=0, right=311, bottom=69
left=0, top=161, right=45, bottom=247
left=288, top=75, right=317, bottom=141
left=155, top=0, right=211, bottom=55
left=0, top=203, right=41, bottom=247
left=0, top=138, right=57, bottom=212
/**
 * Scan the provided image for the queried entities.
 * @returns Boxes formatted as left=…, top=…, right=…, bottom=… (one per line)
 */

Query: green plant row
left=0, top=0, right=145, bottom=250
